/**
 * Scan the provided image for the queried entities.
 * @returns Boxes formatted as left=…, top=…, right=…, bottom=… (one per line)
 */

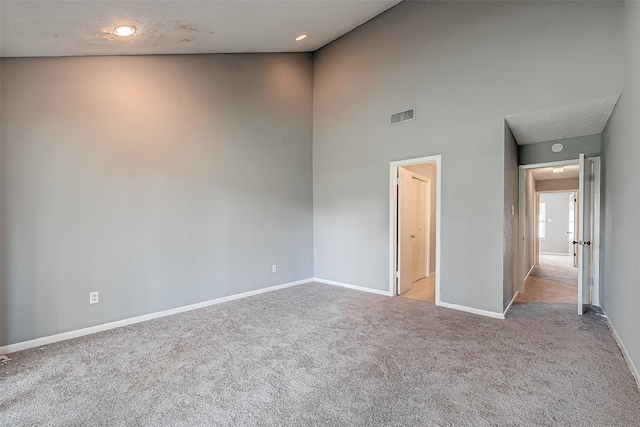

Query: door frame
left=517, top=157, right=601, bottom=307
left=389, top=155, right=442, bottom=303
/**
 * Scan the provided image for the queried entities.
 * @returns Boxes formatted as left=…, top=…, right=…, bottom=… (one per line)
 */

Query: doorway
left=525, top=189, right=579, bottom=304
left=517, top=156, right=601, bottom=314
left=538, top=191, right=578, bottom=268
left=389, top=156, right=441, bottom=304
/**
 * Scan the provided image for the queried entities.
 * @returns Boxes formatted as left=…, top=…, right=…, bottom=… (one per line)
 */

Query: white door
left=398, top=167, right=416, bottom=294
left=412, top=178, right=427, bottom=282
left=577, top=154, right=593, bottom=314
left=572, top=192, right=579, bottom=268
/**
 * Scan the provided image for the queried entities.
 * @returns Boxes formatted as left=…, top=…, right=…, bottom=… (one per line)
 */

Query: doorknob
left=573, top=241, right=579, bottom=245
left=410, top=235, right=415, bottom=238
left=584, top=241, right=591, bottom=245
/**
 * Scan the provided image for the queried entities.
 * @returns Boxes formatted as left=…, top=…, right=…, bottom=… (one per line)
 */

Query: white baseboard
left=524, top=265, right=535, bottom=281
left=503, top=291, right=519, bottom=317
left=601, top=310, right=640, bottom=391
left=539, top=252, right=571, bottom=256
left=313, top=278, right=503, bottom=318
left=439, top=301, right=505, bottom=320
left=0, top=278, right=314, bottom=355
left=313, top=278, right=392, bottom=297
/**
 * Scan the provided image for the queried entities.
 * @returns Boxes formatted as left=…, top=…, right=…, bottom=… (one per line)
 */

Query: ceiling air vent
left=391, top=108, right=415, bottom=125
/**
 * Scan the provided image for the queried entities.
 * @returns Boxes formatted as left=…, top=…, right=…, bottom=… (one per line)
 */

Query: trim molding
left=0, top=278, right=313, bottom=355
left=439, top=301, right=505, bottom=320
left=539, top=251, right=571, bottom=256
left=314, top=278, right=393, bottom=297
left=503, top=291, right=519, bottom=317
left=602, top=310, right=640, bottom=391
left=524, top=265, right=535, bottom=281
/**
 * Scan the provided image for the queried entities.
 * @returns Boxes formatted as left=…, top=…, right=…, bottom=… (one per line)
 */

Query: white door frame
left=518, top=157, right=601, bottom=307
left=389, top=155, right=442, bottom=303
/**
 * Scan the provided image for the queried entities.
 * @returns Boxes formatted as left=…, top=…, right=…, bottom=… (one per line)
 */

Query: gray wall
left=519, top=134, right=601, bottom=165
left=601, top=0, right=640, bottom=382
left=539, top=192, right=571, bottom=254
left=403, top=163, right=436, bottom=275
left=312, top=1, right=623, bottom=313
left=0, top=54, right=314, bottom=346
left=503, top=126, right=518, bottom=309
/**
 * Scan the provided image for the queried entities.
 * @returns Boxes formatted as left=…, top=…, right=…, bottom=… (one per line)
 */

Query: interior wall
left=539, top=192, right=571, bottom=254
left=503, top=126, right=518, bottom=309
left=312, top=0, right=623, bottom=314
left=403, top=163, right=436, bottom=275
left=601, top=0, right=640, bottom=381
left=0, top=54, right=314, bottom=346
left=519, top=134, right=601, bottom=165
left=536, top=178, right=579, bottom=192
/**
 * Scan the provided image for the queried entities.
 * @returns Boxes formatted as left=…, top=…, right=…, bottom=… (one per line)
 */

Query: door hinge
left=397, top=177, right=401, bottom=185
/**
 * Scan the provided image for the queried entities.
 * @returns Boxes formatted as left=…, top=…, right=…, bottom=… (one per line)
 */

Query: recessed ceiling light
left=552, top=167, right=564, bottom=173
left=295, top=34, right=307, bottom=42
left=113, top=26, right=136, bottom=37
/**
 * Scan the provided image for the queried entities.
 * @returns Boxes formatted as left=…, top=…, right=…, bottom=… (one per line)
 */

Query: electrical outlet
left=90, top=291, right=99, bottom=304
left=272, top=265, right=277, bottom=273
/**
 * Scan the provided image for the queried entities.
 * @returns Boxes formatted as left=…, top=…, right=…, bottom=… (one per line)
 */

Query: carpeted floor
left=1, top=283, right=639, bottom=426
left=539, top=253, right=575, bottom=269
left=531, top=263, right=578, bottom=288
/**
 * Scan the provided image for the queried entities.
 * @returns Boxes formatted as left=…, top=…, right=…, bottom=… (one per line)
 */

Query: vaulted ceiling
left=506, top=94, right=620, bottom=145
left=0, top=0, right=401, bottom=57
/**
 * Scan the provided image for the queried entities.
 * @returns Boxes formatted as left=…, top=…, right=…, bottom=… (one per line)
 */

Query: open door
left=397, top=167, right=415, bottom=294
left=572, top=192, right=579, bottom=268
left=390, top=155, right=441, bottom=301
left=577, top=154, right=593, bottom=314
left=412, top=178, right=428, bottom=282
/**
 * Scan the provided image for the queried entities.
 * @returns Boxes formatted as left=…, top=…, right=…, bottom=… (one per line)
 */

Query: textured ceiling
left=531, top=165, right=580, bottom=181
left=0, top=0, right=401, bottom=57
left=506, top=94, right=621, bottom=145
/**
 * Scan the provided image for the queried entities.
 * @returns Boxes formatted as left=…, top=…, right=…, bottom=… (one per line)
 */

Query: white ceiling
left=0, top=0, right=401, bottom=57
left=531, top=165, right=580, bottom=181
left=505, top=94, right=621, bottom=145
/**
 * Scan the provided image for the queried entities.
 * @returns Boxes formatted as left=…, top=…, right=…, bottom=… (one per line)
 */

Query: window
left=539, top=202, right=546, bottom=239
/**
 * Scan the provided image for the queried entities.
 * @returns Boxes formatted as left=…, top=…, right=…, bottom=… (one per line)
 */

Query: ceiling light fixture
left=295, top=34, right=307, bottom=42
left=552, top=167, right=564, bottom=173
left=113, top=25, right=136, bottom=37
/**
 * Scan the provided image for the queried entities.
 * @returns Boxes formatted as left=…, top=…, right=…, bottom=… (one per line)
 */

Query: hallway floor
left=539, top=252, right=575, bottom=268
left=400, top=274, right=435, bottom=304
left=517, top=254, right=578, bottom=304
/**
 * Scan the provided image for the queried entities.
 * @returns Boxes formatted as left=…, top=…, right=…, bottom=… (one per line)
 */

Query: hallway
left=516, top=254, right=578, bottom=304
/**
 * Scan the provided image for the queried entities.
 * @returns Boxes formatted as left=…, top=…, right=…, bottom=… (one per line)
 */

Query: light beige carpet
left=2, top=283, right=639, bottom=426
